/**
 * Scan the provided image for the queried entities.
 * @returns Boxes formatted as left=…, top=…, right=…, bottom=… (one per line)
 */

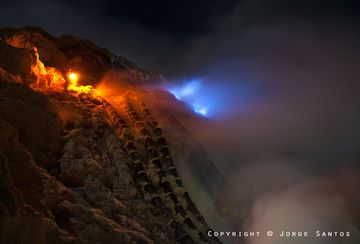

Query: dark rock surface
left=0, top=27, right=227, bottom=244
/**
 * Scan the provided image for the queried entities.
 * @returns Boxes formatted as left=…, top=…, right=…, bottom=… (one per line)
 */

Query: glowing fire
left=30, top=47, right=93, bottom=93
left=167, top=79, right=209, bottom=116
left=68, top=72, right=78, bottom=83
left=67, top=71, right=92, bottom=93
left=31, top=47, right=65, bottom=91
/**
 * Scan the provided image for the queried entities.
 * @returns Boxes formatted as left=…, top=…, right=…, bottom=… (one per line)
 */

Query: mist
left=163, top=10, right=360, bottom=244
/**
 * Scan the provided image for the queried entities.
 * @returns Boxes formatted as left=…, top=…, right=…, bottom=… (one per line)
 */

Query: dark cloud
left=0, top=0, right=359, bottom=81
left=1, top=0, right=360, bottom=78
left=102, top=0, right=239, bottom=37
left=2, top=0, right=240, bottom=38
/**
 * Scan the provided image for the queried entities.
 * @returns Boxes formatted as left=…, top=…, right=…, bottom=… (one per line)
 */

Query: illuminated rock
left=0, top=27, right=223, bottom=244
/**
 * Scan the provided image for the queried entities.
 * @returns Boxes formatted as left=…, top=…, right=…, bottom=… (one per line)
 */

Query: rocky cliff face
left=0, top=27, right=227, bottom=243
left=0, top=27, right=166, bottom=86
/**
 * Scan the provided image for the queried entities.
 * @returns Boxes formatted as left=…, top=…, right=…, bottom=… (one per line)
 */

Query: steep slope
left=0, top=27, right=227, bottom=243
left=0, top=27, right=166, bottom=86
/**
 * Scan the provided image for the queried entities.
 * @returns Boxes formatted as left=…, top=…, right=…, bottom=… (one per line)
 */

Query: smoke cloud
left=153, top=6, right=360, bottom=244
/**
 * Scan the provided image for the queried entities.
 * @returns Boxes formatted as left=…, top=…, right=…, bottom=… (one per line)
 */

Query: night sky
left=1, top=0, right=359, bottom=78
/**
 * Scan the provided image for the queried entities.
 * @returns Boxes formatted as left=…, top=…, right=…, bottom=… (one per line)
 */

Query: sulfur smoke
left=161, top=12, right=360, bottom=244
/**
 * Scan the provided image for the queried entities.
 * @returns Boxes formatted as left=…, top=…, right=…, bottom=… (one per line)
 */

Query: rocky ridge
left=0, top=27, right=226, bottom=243
left=0, top=27, right=166, bottom=86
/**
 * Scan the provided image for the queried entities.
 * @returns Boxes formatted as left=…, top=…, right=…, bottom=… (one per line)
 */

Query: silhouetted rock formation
left=0, top=27, right=166, bottom=86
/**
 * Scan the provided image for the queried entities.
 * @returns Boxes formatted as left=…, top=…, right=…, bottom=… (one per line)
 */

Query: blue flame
left=167, top=79, right=211, bottom=117
left=168, top=79, right=201, bottom=100
left=194, top=107, right=208, bottom=116
left=164, top=76, right=258, bottom=119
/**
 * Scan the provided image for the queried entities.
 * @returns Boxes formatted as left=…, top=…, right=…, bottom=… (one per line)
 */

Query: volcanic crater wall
left=0, top=27, right=227, bottom=244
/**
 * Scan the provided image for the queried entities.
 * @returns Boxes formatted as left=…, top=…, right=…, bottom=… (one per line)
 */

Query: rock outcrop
left=0, top=27, right=227, bottom=244
left=0, top=27, right=166, bottom=86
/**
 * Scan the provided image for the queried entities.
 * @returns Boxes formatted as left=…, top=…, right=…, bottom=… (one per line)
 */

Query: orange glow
left=70, top=84, right=93, bottom=93
left=31, top=47, right=65, bottom=91
left=67, top=71, right=92, bottom=93
left=95, top=70, right=133, bottom=98
left=68, top=72, right=78, bottom=83
left=30, top=47, right=93, bottom=93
